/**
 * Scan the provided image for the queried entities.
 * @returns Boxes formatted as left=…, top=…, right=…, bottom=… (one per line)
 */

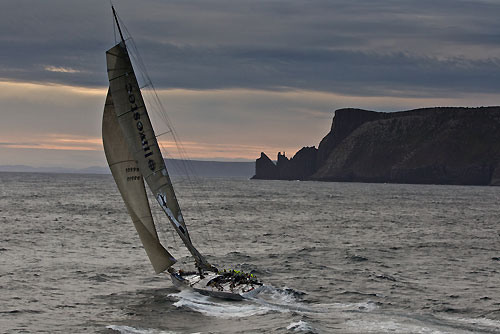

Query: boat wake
left=168, top=284, right=377, bottom=319
left=169, top=289, right=271, bottom=318
left=106, top=286, right=499, bottom=333
left=246, top=285, right=316, bottom=313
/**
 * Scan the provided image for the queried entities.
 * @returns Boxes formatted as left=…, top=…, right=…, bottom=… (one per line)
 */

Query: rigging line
left=160, top=141, right=216, bottom=257
left=110, top=8, right=214, bottom=267
left=119, top=31, right=170, bottom=129
left=150, top=93, right=217, bottom=257
left=150, top=91, right=215, bottom=243
left=120, top=24, right=152, bottom=94
left=117, top=22, right=177, bottom=153
left=160, top=209, right=178, bottom=250
left=121, top=25, right=217, bottom=257
left=161, top=142, right=194, bottom=194
left=152, top=195, right=178, bottom=253
left=162, top=147, right=192, bottom=188
left=113, top=15, right=116, bottom=44
left=111, top=10, right=148, bottom=89
left=156, top=129, right=173, bottom=138
left=110, top=1, right=116, bottom=44
left=162, top=144, right=217, bottom=257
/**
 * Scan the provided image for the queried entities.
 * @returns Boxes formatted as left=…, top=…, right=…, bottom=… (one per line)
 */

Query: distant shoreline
left=0, top=159, right=255, bottom=179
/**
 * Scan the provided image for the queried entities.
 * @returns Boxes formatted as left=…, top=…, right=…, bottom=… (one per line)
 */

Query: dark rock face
left=317, top=108, right=383, bottom=168
left=252, top=147, right=318, bottom=180
left=253, top=107, right=500, bottom=185
left=252, top=152, right=278, bottom=179
left=277, top=147, right=318, bottom=180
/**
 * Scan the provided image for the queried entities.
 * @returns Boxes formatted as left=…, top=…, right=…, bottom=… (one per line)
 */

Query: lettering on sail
left=126, top=83, right=156, bottom=171
left=125, top=167, right=141, bottom=182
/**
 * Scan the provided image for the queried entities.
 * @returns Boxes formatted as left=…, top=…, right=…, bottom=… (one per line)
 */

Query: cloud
left=1, top=0, right=500, bottom=97
left=2, top=1, right=500, bottom=167
left=1, top=78, right=498, bottom=168
left=44, top=66, right=82, bottom=74
left=133, top=45, right=500, bottom=96
left=0, top=134, right=102, bottom=151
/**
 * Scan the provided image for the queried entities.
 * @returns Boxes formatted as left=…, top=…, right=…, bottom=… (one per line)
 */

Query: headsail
left=104, top=12, right=212, bottom=271
left=102, top=89, right=176, bottom=273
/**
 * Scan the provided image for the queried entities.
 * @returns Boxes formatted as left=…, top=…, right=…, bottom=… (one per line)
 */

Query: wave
left=342, top=312, right=500, bottom=334
left=440, top=315, right=500, bottom=332
left=106, top=325, right=201, bottom=334
left=286, top=320, right=318, bottom=334
left=168, top=288, right=500, bottom=334
left=169, top=289, right=272, bottom=318
left=168, top=284, right=379, bottom=319
left=106, top=325, right=178, bottom=334
left=344, top=318, right=455, bottom=334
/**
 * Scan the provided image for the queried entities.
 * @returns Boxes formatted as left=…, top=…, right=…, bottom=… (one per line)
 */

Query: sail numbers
left=125, top=167, right=141, bottom=182
left=126, top=82, right=156, bottom=171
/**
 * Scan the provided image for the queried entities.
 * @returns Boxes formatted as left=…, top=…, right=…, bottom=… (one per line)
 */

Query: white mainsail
left=103, top=89, right=176, bottom=273
left=103, top=8, right=212, bottom=272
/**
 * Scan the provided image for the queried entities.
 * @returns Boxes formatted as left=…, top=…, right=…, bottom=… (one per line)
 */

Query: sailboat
left=102, top=7, right=262, bottom=300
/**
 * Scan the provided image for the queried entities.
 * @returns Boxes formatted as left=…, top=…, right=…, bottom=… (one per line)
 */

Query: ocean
left=1, top=172, right=499, bottom=333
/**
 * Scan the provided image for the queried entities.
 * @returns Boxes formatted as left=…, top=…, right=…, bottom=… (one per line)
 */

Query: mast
left=112, top=6, right=126, bottom=47
left=105, top=7, right=215, bottom=273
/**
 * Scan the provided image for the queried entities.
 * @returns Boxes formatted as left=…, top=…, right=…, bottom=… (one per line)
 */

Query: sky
left=2, top=0, right=500, bottom=168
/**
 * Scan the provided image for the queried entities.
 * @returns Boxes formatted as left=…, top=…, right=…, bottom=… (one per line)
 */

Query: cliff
left=252, top=107, right=500, bottom=186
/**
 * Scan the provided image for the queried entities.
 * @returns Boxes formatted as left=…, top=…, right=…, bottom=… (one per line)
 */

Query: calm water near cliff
left=1, top=172, right=500, bottom=333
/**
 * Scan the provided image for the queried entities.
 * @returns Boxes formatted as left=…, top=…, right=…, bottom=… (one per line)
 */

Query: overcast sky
left=2, top=0, right=500, bottom=167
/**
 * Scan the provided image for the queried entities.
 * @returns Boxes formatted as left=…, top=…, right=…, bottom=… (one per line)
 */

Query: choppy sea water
left=1, top=172, right=500, bottom=333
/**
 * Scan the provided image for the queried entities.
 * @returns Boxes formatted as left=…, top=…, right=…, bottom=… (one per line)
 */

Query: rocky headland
left=252, top=107, right=500, bottom=185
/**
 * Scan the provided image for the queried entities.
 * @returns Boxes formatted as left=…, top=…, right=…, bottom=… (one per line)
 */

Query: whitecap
left=106, top=325, right=179, bottom=334
left=169, top=290, right=271, bottom=318
left=314, top=300, right=379, bottom=313
left=344, top=319, right=455, bottom=334
left=248, top=285, right=313, bottom=313
left=441, top=315, right=500, bottom=330
left=169, top=284, right=380, bottom=320
left=286, top=320, right=318, bottom=333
